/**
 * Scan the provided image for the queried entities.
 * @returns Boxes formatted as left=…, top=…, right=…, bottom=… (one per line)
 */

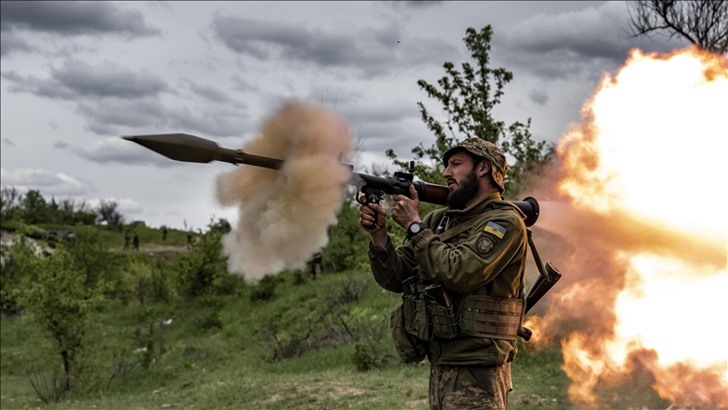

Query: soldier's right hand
left=358, top=195, right=387, bottom=235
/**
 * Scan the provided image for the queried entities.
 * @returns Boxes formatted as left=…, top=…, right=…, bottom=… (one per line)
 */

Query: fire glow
left=532, top=46, right=728, bottom=408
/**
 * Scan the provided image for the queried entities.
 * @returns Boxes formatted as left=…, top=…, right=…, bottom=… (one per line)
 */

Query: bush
left=20, top=249, right=100, bottom=395
left=250, top=275, right=282, bottom=302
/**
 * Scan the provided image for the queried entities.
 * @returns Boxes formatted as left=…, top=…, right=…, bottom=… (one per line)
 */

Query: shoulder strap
left=436, top=217, right=482, bottom=242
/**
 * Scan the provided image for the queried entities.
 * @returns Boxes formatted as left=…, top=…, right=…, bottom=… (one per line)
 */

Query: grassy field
left=1, top=224, right=571, bottom=410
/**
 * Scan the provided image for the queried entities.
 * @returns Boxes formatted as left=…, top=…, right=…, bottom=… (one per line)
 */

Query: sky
left=0, top=1, right=688, bottom=231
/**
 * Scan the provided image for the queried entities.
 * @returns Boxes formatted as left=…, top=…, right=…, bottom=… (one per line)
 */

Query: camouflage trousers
left=429, top=363, right=512, bottom=409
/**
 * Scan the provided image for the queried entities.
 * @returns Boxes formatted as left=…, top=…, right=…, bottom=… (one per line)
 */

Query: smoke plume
left=215, top=100, right=352, bottom=283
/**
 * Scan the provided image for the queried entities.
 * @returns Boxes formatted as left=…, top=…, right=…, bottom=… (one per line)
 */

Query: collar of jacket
left=442, top=192, right=503, bottom=220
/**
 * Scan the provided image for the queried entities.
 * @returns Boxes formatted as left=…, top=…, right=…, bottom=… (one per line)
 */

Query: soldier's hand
left=359, top=195, right=387, bottom=235
left=391, top=184, right=421, bottom=229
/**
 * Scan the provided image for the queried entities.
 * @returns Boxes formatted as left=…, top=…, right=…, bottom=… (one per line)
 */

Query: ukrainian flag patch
left=483, top=221, right=507, bottom=239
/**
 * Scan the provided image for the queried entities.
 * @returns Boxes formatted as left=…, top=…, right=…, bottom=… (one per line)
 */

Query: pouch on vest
left=401, top=275, right=433, bottom=341
left=459, top=294, right=524, bottom=340
left=389, top=303, right=427, bottom=363
left=425, top=284, right=459, bottom=339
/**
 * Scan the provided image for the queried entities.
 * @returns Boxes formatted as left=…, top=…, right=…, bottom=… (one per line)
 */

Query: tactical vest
left=400, top=274, right=524, bottom=342
left=400, top=202, right=526, bottom=342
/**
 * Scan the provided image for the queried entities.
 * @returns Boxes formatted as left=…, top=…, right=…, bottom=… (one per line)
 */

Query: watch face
left=410, top=223, right=422, bottom=234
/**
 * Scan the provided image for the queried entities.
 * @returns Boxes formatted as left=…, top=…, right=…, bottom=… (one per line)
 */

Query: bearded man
left=359, top=138, right=528, bottom=410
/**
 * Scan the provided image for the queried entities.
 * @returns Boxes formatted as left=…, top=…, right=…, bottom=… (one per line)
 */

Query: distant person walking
left=123, top=229, right=131, bottom=250
left=307, top=251, right=323, bottom=280
left=162, top=225, right=168, bottom=241
left=132, top=233, right=140, bottom=251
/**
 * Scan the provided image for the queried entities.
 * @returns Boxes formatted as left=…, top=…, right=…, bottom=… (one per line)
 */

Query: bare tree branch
left=627, top=0, right=727, bottom=54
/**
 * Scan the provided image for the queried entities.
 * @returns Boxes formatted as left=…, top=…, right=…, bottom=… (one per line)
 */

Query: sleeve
left=409, top=212, right=526, bottom=295
left=368, top=236, right=417, bottom=293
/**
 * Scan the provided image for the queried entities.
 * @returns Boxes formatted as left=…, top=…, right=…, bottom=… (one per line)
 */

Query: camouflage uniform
left=367, top=138, right=527, bottom=409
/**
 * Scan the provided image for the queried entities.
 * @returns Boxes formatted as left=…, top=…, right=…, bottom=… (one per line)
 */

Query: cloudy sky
left=1, top=1, right=687, bottom=230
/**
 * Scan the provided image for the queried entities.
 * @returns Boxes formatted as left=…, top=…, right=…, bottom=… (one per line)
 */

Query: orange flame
left=529, top=46, right=728, bottom=408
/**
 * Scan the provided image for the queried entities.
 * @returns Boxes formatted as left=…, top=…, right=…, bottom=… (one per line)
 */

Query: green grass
left=0, top=271, right=571, bottom=410
left=1, top=222, right=571, bottom=410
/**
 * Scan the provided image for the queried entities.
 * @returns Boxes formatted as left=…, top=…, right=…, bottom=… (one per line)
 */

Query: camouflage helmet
left=442, top=138, right=508, bottom=193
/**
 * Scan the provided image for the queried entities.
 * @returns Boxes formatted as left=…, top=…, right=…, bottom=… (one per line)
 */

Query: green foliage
left=0, top=240, right=41, bottom=315
left=388, top=25, right=553, bottom=196
left=21, top=190, right=49, bottom=225
left=176, top=218, right=234, bottom=298
left=1, top=187, right=97, bottom=227
left=60, top=225, right=117, bottom=290
left=250, top=274, right=283, bottom=302
left=323, top=197, right=370, bottom=272
left=19, top=249, right=100, bottom=394
left=110, top=258, right=175, bottom=305
left=95, top=200, right=124, bottom=231
left=1, top=186, right=23, bottom=223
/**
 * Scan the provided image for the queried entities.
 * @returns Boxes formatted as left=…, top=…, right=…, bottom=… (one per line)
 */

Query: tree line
left=1, top=187, right=125, bottom=229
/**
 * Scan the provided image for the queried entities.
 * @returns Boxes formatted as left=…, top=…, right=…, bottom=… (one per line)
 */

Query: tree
left=21, top=189, right=49, bottom=224
left=1, top=186, right=24, bottom=223
left=21, top=249, right=97, bottom=396
left=95, top=200, right=124, bottom=230
left=628, top=0, right=728, bottom=54
left=387, top=26, right=552, bottom=196
left=177, top=218, right=235, bottom=297
left=61, top=225, right=114, bottom=290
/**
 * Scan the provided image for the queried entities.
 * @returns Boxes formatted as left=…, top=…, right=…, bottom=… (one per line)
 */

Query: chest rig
left=399, top=208, right=525, bottom=342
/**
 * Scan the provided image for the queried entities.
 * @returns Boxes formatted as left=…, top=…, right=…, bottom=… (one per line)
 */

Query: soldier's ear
left=478, top=160, right=490, bottom=177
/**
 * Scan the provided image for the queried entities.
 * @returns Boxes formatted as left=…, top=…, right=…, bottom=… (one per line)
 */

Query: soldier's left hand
left=392, top=184, right=421, bottom=229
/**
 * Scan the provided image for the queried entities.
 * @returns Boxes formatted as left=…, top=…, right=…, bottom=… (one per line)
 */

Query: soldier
left=132, top=233, right=140, bottom=251
left=307, top=251, right=323, bottom=280
left=123, top=229, right=131, bottom=251
left=359, top=138, right=528, bottom=409
left=162, top=225, right=168, bottom=241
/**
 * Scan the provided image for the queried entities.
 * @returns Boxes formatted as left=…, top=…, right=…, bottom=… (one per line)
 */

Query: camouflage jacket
left=368, top=192, right=528, bottom=365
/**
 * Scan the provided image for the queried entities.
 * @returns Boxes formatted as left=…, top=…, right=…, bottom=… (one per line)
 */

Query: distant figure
left=307, top=251, right=323, bottom=280
left=123, top=229, right=131, bottom=250
left=162, top=225, right=168, bottom=241
left=186, top=232, right=193, bottom=250
left=132, top=233, right=140, bottom=251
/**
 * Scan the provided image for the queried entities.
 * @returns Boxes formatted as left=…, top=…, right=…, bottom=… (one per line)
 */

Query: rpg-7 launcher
left=122, top=133, right=540, bottom=226
left=123, top=133, right=561, bottom=340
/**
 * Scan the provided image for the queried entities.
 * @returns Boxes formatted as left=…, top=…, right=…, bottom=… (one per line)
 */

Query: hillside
left=0, top=222, right=573, bottom=410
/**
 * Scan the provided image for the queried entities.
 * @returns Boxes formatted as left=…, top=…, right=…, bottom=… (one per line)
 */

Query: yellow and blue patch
left=482, top=221, right=507, bottom=239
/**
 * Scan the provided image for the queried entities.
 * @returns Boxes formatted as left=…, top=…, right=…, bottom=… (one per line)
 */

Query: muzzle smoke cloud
left=215, top=100, right=352, bottom=283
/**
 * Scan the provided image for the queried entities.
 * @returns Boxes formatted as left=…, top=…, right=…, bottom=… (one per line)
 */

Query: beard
left=447, top=170, right=479, bottom=210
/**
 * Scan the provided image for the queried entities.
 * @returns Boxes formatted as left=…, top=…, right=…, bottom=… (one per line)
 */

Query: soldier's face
left=444, top=152, right=480, bottom=209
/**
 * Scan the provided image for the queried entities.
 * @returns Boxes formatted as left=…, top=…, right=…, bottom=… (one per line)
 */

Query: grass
left=0, top=272, right=571, bottom=410
left=1, top=223, right=572, bottom=410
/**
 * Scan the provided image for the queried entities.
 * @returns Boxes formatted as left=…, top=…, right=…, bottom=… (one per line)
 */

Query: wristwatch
left=406, top=222, right=427, bottom=239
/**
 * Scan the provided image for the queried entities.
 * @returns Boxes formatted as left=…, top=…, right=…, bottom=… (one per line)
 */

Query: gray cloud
left=495, top=1, right=689, bottom=81
left=72, top=137, right=176, bottom=168
left=0, top=168, right=94, bottom=196
left=3, top=60, right=168, bottom=100
left=77, top=98, right=168, bottom=135
left=183, top=79, right=235, bottom=105
left=0, top=31, right=34, bottom=57
left=528, top=88, right=548, bottom=106
left=167, top=105, right=250, bottom=138
left=3, top=60, right=248, bottom=138
left=0, top=1, right=159, bottom=37
left=209, top=15, right=457, bottom=78
left=53, top=140, right=69, bottom=150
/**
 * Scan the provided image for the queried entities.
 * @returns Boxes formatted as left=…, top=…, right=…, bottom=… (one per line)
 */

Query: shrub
left=20, top=249, right=99, bottom=395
